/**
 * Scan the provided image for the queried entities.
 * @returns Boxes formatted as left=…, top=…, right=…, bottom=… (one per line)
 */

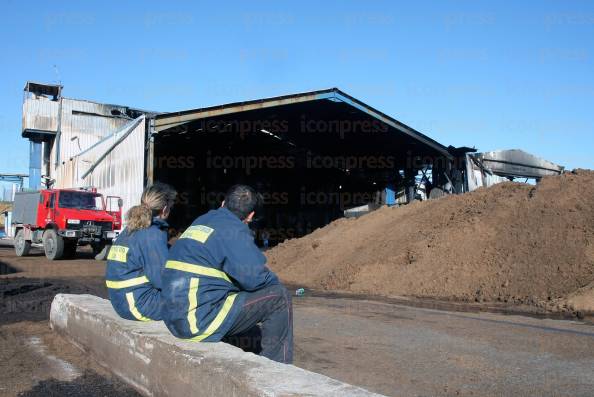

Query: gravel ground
left=2, top=240, right=594, bottom=396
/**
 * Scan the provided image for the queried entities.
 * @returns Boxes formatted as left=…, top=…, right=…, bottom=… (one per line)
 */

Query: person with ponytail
left=105, top=182, right=177, bottom=321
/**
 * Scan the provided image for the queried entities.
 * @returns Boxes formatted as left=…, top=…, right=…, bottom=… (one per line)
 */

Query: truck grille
left=94, top=221, right=113, bottom=231
left=69, top=221, right=113, bottom=234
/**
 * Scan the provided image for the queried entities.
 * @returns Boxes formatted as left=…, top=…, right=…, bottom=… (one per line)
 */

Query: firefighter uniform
left=105, top=218, right=169, bottom=321
left=161, top=207, right=279, bottom=342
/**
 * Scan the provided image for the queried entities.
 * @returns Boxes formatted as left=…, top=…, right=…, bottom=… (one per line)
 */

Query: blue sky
left=1, top=0, right=593, bottom=184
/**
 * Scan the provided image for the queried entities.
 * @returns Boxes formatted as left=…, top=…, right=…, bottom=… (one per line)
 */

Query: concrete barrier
left=50, top=294, right=384, bottom=397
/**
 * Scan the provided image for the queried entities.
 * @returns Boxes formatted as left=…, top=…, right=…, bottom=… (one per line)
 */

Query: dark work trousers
left=224, top=284, right=293, bottom=364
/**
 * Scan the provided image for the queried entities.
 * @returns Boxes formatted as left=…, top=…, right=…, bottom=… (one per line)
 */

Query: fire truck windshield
left=58, top=191, right=103, bottom=210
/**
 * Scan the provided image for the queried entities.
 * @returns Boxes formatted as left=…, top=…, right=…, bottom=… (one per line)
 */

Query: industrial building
left=19, top=82, right=562, bottom=245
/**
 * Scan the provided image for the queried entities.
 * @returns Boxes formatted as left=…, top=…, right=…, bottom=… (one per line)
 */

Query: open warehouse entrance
left=150, top=88, right=453, bottom=246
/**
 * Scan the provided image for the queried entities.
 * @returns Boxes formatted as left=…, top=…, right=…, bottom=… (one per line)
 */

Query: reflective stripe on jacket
left=161, top=207, right=279, bottom=342
left=105, top=217, right=169, bottom=321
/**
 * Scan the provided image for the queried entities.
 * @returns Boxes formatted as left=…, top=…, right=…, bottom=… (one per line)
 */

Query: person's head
left=126, top=182, right=177, bottom=232
left=222, top=184, right=262, bottom=223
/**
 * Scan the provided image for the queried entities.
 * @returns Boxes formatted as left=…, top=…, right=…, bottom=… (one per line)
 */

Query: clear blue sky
left=1, top=0, right=593, bottom=182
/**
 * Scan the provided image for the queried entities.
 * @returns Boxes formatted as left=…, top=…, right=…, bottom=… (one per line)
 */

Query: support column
left=404, top=168, right=416, bottom=204
left=28, top=140, right=42, bottom=189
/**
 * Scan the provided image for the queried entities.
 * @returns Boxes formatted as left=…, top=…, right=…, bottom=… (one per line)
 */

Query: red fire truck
left=12, top=188, right=123, bottom=260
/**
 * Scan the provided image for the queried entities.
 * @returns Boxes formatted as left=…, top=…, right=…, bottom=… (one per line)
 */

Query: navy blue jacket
left=105, top=218, right=169, bottom=321
left=161, top=207, right=279, bottom=342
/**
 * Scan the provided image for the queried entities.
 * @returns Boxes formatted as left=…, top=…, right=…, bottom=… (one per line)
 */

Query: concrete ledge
left=50, top=294, right=383, bottom=397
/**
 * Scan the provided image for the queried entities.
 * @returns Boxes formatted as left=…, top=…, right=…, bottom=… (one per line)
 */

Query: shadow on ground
left=0, top=278, right=104, bottom=326
left=17, top=371, right=141, bottom=397
left=0, top=244, right=44, bottom=257
left=0, top=261, right=20, bottom=275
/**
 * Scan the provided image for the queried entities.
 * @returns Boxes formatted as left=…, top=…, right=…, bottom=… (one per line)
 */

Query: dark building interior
left=152, top=89, right=452, bottom=246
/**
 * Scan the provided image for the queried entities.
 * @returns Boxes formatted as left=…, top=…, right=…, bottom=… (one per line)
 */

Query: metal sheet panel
left=54, top=117, right=146, bottom=229
left=474, top=149, right=564, bottom=179
left=58, top=98, right=131, bottom=161
left=22, top=98, right=59, bottom=132
left=12, top=191, right=40, bottom=225
left=48, top=98, right=133, bottom=181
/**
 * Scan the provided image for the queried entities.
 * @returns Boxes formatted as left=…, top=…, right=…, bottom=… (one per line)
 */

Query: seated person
left=105, top=182, right=177, bottom=321
left=161, top=184, right=293, bottom=364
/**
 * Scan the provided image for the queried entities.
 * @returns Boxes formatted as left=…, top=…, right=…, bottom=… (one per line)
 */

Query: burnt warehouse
left=151, top=88, right=454, bottom=246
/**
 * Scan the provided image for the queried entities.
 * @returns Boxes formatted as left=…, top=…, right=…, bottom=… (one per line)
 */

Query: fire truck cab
left=12, top=188, right=122, bottom=260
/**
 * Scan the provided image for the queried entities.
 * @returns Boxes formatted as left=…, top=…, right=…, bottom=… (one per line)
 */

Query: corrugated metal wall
left=22, top=97, right=60, bottom=132
left=54, top=117, right=146, bottom=228
left=49, top=98, right=132, bottom=170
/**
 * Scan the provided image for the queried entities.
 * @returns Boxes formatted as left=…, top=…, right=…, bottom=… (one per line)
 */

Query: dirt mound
left=267, top=170, right=594, bottom=313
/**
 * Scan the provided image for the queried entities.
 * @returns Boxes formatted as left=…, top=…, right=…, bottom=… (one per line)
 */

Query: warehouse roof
left=154, top=88, right=452, bottom=159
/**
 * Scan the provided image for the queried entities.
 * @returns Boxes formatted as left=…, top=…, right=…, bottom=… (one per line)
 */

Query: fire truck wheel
left=93, top=243, right=111, bottom=261
left=43, top=229, right=64, bottom=260
left=14, top=229, right=31, bottom=257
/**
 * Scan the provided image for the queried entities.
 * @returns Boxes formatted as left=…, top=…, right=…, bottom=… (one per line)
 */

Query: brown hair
left=126, top=182, right=177, bottom=232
